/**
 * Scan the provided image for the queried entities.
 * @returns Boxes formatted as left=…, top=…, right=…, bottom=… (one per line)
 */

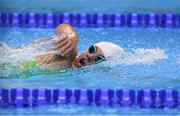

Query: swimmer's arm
left=36, top=24, right=78, bottom=65
left=55, top=24, right=78, bottom=63
left=36, top=53, right=59, bottom=65
left=36, top=48, right=77, bottom=65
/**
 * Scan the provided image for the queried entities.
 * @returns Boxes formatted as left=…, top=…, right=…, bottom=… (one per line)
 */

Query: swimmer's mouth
left=79, top=58, right=86, bottom=65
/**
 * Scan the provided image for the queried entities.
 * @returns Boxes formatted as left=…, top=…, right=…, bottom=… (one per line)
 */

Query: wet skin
left=73, top=46, right=105, bottom=68
left=36, top=23, right=105, bottom=68
left=36, top=24, right=78, bottom=65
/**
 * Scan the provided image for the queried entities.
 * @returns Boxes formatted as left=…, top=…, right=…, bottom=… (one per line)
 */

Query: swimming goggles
left=88, top=45, right=105, bottom=62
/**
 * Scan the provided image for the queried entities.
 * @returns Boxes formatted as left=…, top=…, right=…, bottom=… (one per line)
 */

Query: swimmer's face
left=74, top=45, right=105, bottom=68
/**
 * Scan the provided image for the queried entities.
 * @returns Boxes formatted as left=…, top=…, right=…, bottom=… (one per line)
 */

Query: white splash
left=0, top=36, right=61, bottom=65
left=106, top=47, right=168, bottom=66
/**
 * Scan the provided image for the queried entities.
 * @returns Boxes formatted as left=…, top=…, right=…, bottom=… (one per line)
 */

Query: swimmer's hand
left=55, top=32, right=77, bottom=60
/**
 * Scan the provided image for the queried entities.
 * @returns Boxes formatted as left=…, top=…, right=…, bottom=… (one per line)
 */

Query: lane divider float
left=0, top=88, right=179, bottom=108
left=0, top=13, right=180, bottom=28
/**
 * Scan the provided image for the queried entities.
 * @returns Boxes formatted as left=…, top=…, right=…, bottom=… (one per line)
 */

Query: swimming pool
left=0, top=0, right=180, bottom=115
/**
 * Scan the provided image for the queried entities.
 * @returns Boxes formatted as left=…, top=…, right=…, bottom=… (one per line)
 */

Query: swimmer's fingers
left=63, top=46, right=73, bottom=58
left=55, top=37, right=69, bottom=50
left=60, top=41, right=71, bottom=55
left=57, top=34, right=66, bottom=43
left=55, top=33, right=68, bottom=45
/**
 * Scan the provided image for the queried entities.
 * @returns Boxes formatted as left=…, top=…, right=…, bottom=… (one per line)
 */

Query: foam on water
left=0, top=36, right=61, bottom=65
left=104, top=47, right=167, bottom=67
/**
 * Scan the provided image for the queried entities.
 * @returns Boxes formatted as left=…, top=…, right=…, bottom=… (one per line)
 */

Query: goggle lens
left=88, top=45, right=96, bottom=54
left=88, top=45, right=105, bottom=63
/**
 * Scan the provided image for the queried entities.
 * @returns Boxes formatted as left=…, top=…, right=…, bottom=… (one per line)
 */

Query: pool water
left=1, top=0, right=180, bottom=13
left=1, top=0, right=180, bottom=115
left=0, top=27, right=180, bottom=115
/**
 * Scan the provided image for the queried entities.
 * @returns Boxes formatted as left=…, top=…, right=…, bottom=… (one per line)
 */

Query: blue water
left=0, top=27, right=180, bottom=115
left=1, top=0, right=180, bottom=115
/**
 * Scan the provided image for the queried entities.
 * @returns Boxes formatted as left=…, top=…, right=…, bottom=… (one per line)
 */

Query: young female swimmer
left=36, top=23, right=123, bottom=70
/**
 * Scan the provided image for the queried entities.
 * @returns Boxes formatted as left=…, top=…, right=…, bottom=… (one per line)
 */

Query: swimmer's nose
left=87, top=57, right=93, bottom=63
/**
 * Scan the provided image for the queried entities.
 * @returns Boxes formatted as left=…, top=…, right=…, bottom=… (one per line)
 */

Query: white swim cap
left=95, top=41, right=123, bottom=58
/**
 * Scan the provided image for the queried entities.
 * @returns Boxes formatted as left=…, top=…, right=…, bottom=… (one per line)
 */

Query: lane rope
left=0, top=88, right=179, bottom=108
left=0, top=13, right=179, bottom=28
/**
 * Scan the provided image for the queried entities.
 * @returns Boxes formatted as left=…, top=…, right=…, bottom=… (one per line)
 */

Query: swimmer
left=35, top=23, right=123, bottom=69
left=0, top=23, right=123, bottom=70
